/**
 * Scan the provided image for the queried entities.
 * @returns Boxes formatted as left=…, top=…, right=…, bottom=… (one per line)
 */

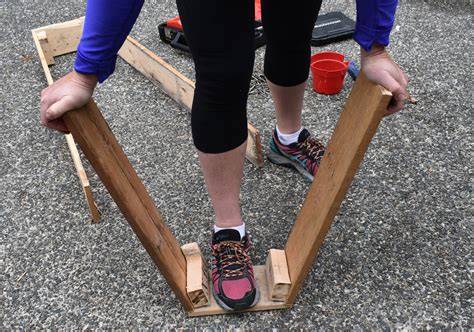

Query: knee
left=194, top=52, right=254, bottom=112
left=191, top=51, right=254, bottom=153
left=264, top=44, right=311, bottom=87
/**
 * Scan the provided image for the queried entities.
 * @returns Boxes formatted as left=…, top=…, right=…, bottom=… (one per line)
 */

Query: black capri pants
left=176, top=0, right=323, bottom=153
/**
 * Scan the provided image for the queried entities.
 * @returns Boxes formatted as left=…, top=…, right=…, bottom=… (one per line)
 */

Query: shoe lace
left=212, top=240, right=251, bottom=279
left=296, top=136, right=325, bottom=162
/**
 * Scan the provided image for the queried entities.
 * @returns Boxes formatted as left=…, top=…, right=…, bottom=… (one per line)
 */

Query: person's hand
left=40, top=71, right=98, bottom=133
left=360, top=44, right=408, bottom=116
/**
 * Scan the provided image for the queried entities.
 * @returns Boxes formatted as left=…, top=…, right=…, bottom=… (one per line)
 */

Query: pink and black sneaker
left=211, top=229, right=259, bottom=311
left=268, top=128, right=326, bottom=182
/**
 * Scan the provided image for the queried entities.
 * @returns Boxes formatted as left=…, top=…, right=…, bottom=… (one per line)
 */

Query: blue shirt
left=75, top=0, right=397, bottom=83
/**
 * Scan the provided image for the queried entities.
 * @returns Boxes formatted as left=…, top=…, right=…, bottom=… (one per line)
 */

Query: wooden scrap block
left=181, top=243, right=210, bottom=308
left=265, top=249, right=291, bottom=301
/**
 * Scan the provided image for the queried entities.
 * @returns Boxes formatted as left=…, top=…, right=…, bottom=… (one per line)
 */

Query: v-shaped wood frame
left=32, top=18, right=391, bottom=316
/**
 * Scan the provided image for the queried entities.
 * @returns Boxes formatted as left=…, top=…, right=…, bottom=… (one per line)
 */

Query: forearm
left=74, top=0, right=145, bottom=83
left=354, top=0, right=398, bottom=51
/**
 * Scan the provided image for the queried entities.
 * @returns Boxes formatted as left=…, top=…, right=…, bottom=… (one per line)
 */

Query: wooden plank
left=119, top=36, right=195, bottom=110
left=284, top=73, right=392, bottom=304
left=32, top=17, right=84, bottom=57
left=62, top=100, right=193, bottom=311
left=181, top=243, right=210, bottom=308
left=36, top=31, right=55, bottom=65
left=188, top=265, right=290, bottom=316
left=31, top=29, right=100, bottom=223
left=31, top=29, right=54, bottom=84
left=118, top=37, right=264, bottom=168
left=265, top=249, right=291, bottom=302
left=65, top=134, right=100, bottom=223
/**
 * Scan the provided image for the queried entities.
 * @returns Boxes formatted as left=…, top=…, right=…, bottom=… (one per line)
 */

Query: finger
left=45, top=95, right=77, bottom=120
left=44, top=118, right=70, bottom=133
left=40, top=97, right=52, bottom=127
left=383, top=70, right=406, bottom=116
left=385, top=92, right=405, bottom=116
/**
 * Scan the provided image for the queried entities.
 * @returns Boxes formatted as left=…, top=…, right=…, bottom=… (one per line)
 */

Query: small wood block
left=36, top=31, right=55, bottom=65
left=188, top=265, right=290, bottom=316
left=246, top=123, right=264, bottom=168
left=181, top=243, right=210, bottom=308
left=265, top=249, right=291, bottom=301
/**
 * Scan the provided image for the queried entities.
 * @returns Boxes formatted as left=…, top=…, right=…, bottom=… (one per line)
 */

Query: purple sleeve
left=354, top=0, right=398, bottom=51
left=74, top=0, right=144, bottom=83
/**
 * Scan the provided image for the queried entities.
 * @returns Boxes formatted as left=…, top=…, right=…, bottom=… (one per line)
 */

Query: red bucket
left=310, top=59, right=349, bottom=95
left=311, top=51, right=345, bottom=64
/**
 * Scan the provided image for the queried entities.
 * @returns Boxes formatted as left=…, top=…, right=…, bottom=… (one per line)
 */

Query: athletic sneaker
left=268, top=128, right=326, bottom=182
left=211, top=229, right=259, bottom=311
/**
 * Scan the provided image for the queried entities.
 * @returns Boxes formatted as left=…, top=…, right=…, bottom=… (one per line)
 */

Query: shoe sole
left=212, top=281, right=261, bottom=312
left=267, top=148, right=314, bottom=182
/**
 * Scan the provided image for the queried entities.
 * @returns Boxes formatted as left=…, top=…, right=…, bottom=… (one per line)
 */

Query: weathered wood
left=118, top=37, right=264, bottom=168
left=181, top=243, right=210, bottom=308
left=285, top=73, right=392, bottom=304
left=62, top=100, right=194, bottom=311
left=265, top=249, right=291, bottom=301
left=189, top=265, right=291, bottom=316
left=32, top=29, right=100, bottom=223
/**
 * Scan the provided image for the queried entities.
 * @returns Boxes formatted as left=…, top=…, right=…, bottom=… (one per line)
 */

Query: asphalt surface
left=2, top=0, right=472, bottom=329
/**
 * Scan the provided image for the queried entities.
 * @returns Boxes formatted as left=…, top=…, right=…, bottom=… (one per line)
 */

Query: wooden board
left=62, top=100, right=194, bottom=312
left=284, top=73, right=392, bottom=304
left=31, top=28, right=100, bottom=223
left=119, top=36, right=195, bottom=111
left=188, top=265, right=290, bottom=317
left=118, top=37, right=264, bottom=168
left=36, top=31, right=55, bottom=65
left=32, top=17, right=84, bottom=57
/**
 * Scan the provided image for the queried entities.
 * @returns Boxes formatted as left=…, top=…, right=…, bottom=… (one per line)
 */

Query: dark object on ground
left=311, top=12, right=355, bottom=46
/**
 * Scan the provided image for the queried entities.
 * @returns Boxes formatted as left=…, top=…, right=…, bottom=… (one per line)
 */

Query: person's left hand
left=360, top=43, right=409, bottom=116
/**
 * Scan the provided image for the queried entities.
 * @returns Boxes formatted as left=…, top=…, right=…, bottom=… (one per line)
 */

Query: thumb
left=379, top=73, right=406, bottom=116
left=45, top=95, right=80, bottom=120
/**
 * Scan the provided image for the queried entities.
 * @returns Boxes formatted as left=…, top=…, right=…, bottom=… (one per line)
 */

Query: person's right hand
left=40, top=71, right=98, bottom=133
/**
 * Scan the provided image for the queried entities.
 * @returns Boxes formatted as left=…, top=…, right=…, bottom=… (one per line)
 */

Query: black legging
left=176, top=0, right=323, bottom=153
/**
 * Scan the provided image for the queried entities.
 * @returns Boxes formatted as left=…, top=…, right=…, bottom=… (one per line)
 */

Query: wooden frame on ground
left=32, top=18, right=392, bottom=316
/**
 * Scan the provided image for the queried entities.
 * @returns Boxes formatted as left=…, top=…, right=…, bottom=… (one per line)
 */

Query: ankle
left=214, top=222, right=246, bottom=239
left=276, top=126, right=303, bottom=145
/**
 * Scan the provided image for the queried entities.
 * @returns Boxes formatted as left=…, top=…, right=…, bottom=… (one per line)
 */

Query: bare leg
left=198, top=140, right=247, bottom=228
left=267, top=80, right=306, bottom=134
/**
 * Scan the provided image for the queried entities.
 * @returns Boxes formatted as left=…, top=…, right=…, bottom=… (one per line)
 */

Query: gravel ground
left=1, top=0, right=472, bottom=329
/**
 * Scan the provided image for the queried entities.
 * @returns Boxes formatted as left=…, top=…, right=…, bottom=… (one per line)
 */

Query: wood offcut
left=181, top=243, right=210, bottom=308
